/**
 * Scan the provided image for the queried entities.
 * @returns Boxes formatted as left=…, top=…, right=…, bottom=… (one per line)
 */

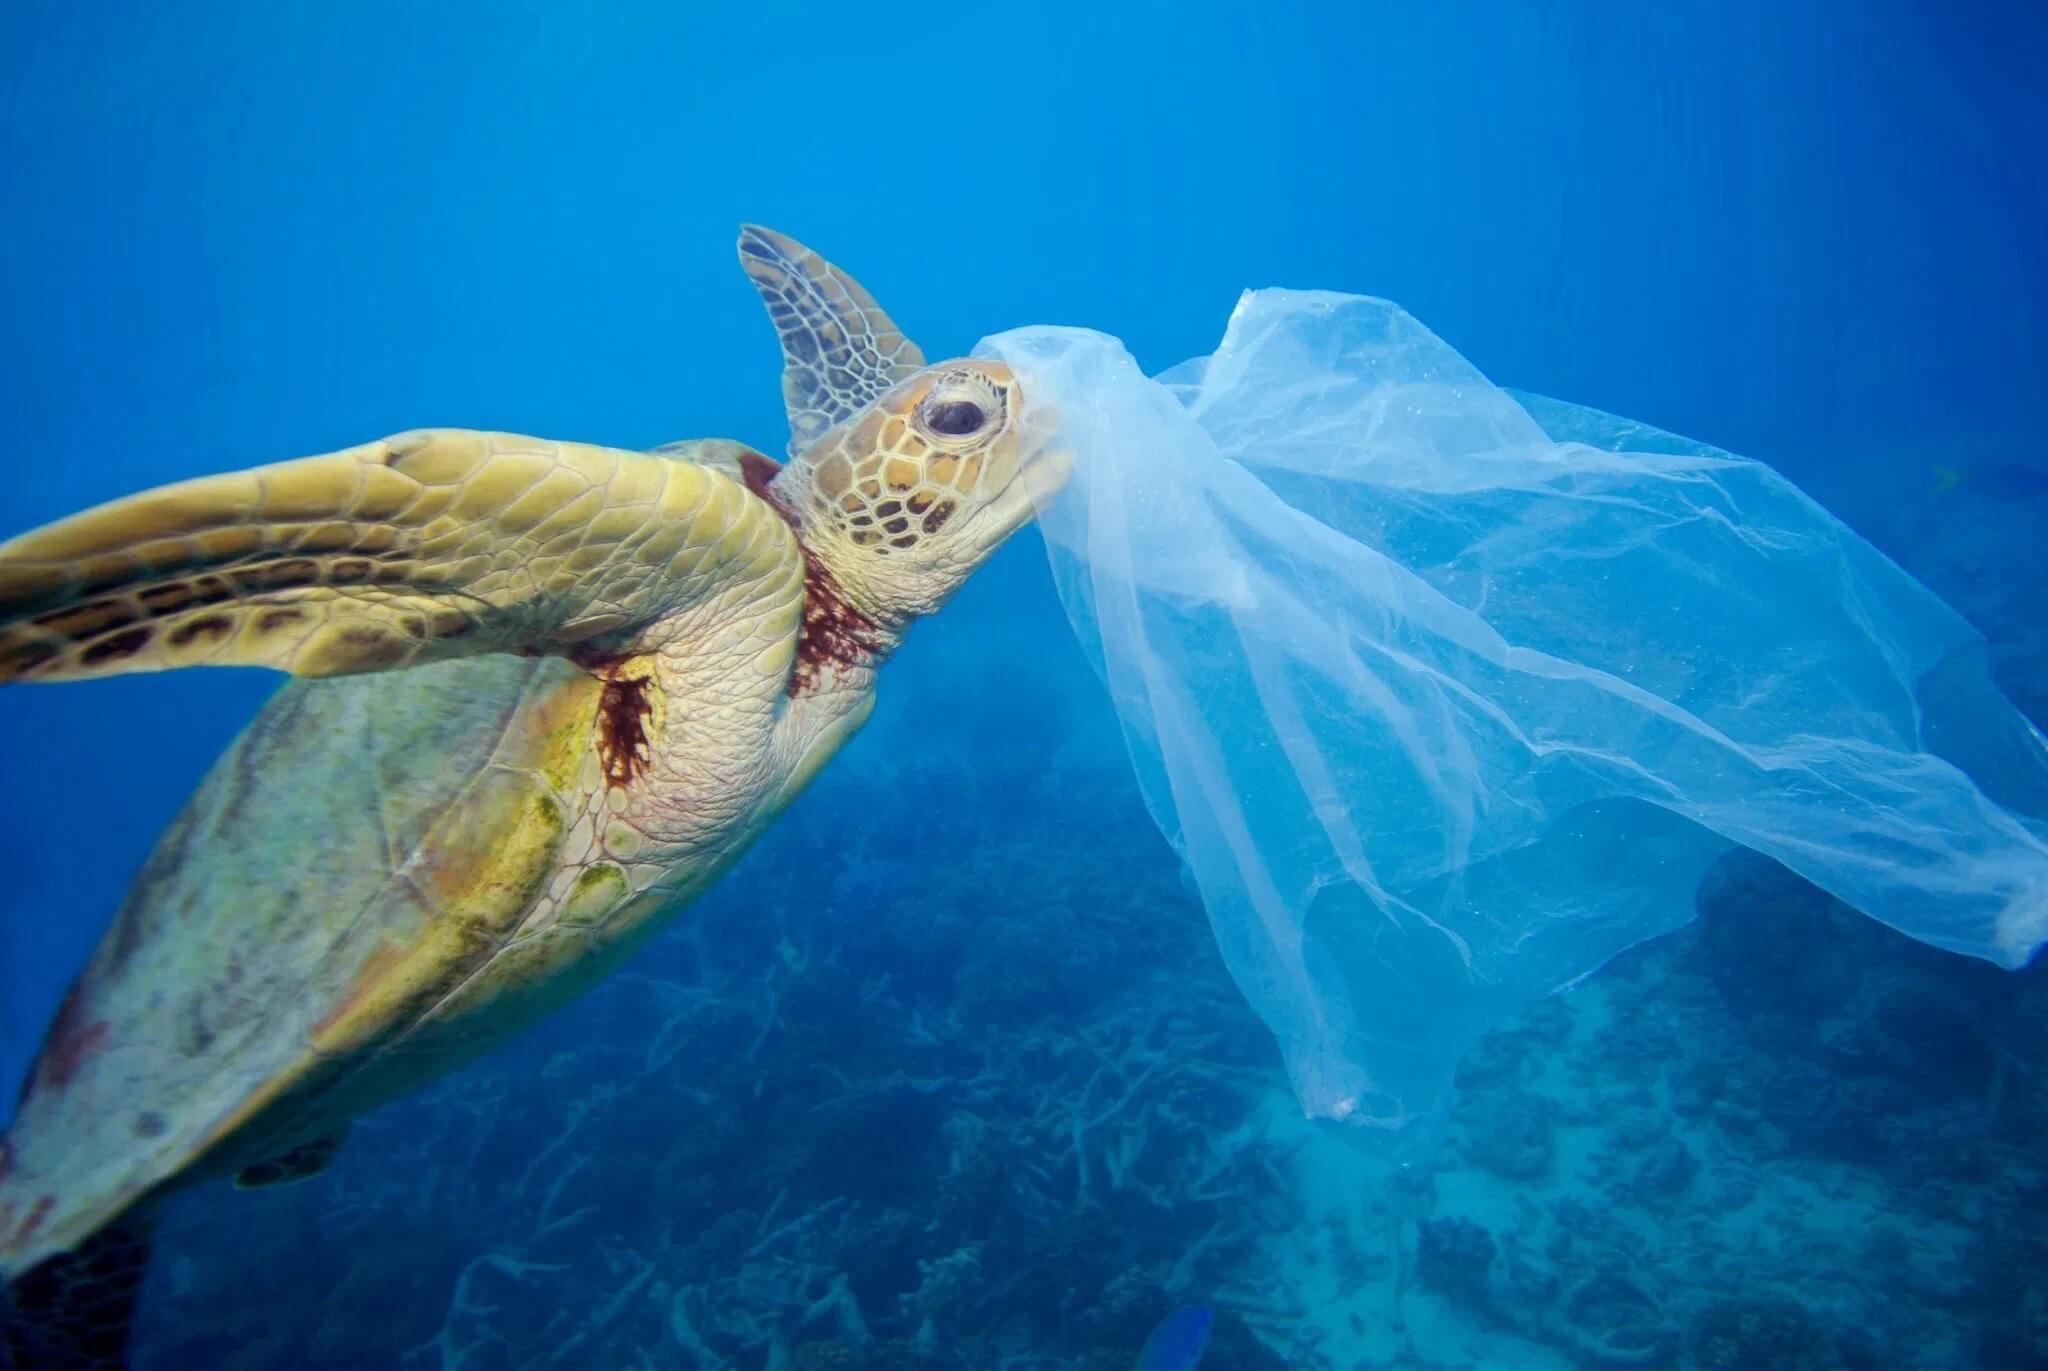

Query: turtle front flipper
left=738, top=224, right=926, bottom=456
left=0, top=429, right=801, bottom=683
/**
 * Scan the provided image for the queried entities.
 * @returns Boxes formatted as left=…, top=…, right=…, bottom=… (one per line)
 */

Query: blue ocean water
left=1, top=2, right=2044, bottom=1367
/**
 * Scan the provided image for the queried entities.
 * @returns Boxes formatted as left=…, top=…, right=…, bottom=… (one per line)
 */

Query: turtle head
left=737, top=226, right=1070, bottom=632
left=775, top=361, right=1068, bottom=626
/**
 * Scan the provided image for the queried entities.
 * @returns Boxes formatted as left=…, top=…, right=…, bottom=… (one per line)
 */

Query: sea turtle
left=0, top=226, right=1069, bottom=1368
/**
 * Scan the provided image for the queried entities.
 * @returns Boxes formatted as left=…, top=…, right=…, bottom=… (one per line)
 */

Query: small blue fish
left=1935, top=463, right=2048, bottom=498
left=1137, top=1305, right=1213, bottom=1371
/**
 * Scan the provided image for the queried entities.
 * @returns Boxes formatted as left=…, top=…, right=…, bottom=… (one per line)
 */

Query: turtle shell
left=0, top=651, right=627, bottom=1276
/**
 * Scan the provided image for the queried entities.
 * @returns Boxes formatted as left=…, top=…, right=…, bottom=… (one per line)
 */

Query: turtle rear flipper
left=1, top=1211, right=154, bottom=1370
left=0, top=429, right=800, bottom=684
left=233, top=1129, right=347, bottom=1190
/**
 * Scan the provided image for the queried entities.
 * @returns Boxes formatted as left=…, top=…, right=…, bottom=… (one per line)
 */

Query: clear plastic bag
left=979, top=290, right=2048, bottom=1128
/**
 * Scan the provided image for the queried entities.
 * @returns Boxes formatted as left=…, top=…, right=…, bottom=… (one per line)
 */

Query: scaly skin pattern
left=0, top=439, right=838, bottom=1278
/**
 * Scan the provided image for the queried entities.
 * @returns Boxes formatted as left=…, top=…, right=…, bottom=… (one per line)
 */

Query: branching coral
left=401, top=1254, right=570, bottom=1371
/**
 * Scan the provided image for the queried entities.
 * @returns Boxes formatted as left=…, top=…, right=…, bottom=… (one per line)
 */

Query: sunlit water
left=1, top=4, right=2043, bottom=1367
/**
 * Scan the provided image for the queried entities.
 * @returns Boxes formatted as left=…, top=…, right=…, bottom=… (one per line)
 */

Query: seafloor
left=109, top=460, right=2048, bottom=1371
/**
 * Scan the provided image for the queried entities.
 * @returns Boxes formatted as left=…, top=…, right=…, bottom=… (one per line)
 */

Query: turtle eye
left=924, top=399, right=986, bottom=437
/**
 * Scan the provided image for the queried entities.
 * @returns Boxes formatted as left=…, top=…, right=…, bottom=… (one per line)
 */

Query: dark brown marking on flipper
left=77, top=627, right=152, bottom=668
left=332, top=627, right=410, bottom=670
left=253, top=607, right=308, bottom=634
left=231, top=559, right=321, bottom=592
left=0, top=640, right=60, bottom=677
left=31, top=603, right=135, bottom=639
left=166, top=615, right=233, bottom=647
left=135, top=583, right=193, bottom=614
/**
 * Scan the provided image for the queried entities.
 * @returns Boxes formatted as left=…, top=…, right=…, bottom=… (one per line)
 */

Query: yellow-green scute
left=0, top=638, right=787, bottom=1270
left=564, top=864, right=631, bottom=926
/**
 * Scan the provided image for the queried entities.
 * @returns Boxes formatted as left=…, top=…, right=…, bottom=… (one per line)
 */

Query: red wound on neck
left=739, top=449, right=888, bottom=697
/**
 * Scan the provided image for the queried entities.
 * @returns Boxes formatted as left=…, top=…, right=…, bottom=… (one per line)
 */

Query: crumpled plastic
left=977, top=290, right=2048, bottom=1129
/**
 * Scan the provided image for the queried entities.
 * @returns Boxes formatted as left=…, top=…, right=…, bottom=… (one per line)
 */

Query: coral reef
left=1684, top=1296, right=1844, bottom=1371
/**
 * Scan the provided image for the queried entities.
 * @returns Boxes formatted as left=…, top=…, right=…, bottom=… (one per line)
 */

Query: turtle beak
left=961, top=445, right=1071, bottom=552
left=967, top=386, right=1072, bottom=550
left=1018, top=445, right=1075, bottom=510
left=1009, top=385, right=1072, bottom=511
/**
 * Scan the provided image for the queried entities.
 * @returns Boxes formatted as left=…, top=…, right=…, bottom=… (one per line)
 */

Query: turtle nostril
left=925, top=400, right=985, bottom=437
